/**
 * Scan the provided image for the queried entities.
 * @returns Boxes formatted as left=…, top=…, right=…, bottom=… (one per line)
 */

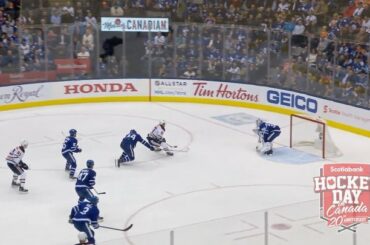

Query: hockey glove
left=75, top=148, right=82, bottom=153
left=92, top=223, right=99, bottom=229
left=21, top=162, right=29, bottom=170
left=68, top=219, right=73, bottom=224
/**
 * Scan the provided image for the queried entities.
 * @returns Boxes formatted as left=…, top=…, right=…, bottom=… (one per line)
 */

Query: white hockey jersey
left=148, top=124, right=165, bottom=140
left=6, top=147, right=25, bottom=166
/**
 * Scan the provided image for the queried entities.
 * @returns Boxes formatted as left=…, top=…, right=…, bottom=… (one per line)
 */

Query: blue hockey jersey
left=258, top=122, right=281, bottom=136
left=70, top=202, right=99, bottom=226
left=258, top=122, right=281, bottom=143
left=121, top=130, right=152, bottom=150
left=75, top=168, right=96, bottom=189
left=62, top=136, right=80, bottom=154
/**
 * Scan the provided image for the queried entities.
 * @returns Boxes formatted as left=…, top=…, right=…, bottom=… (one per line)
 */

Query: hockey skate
left=19, top=186, right=28, bottom=193
left=264, top=149, right=273, bottom=155
left=65, top=163, right=70, bottom=171
left=69, top=174, right=77, bottom=180
left=11, top=180, right=20, bottom=187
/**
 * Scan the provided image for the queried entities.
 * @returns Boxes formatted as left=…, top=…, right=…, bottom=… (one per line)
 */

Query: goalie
left=147, top=120, right=174, bottom=156
left=253, top=119, right=281, bottom=155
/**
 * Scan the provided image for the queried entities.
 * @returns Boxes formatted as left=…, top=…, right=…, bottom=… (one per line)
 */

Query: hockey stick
left=100, top=224, right=133, bottom=232
left=93, top=188, right=106, bottom=195
left=168, top=146, right=190, bottom=152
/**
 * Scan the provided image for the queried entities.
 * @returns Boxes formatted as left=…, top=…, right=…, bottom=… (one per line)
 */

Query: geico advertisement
left=0, top=83, right=46, bottom=105
left=57, top=79, right=149, bottom=97
left=266, top=89, right=318, bottom=113
left=152, top=79, right=259, bottom=103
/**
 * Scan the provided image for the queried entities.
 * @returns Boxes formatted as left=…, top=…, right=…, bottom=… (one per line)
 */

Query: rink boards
left=0, top=78, right=369, bottom=137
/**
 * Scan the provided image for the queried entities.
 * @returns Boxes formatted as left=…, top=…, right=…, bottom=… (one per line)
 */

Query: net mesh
left=290, top=115, right=342, bottom=158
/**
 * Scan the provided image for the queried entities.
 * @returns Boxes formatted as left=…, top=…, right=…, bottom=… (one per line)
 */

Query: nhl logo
left=314, top=163, right=370, bottom=232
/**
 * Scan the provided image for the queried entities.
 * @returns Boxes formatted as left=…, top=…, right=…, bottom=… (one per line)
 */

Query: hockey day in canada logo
left=314, top=163, right=370, bottom=232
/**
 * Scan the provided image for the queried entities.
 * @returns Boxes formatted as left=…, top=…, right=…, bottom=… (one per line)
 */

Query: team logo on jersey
left=313, top=163, right=370, bottom=232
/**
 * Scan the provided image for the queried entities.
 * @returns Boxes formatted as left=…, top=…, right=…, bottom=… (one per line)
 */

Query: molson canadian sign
left=101, top=17, right=169, bottom=32
left=314, top=163, right=370, bottom=232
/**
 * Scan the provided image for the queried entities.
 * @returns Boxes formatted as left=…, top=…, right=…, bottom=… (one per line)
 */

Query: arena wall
left=0, top=79, right=369, bottom=137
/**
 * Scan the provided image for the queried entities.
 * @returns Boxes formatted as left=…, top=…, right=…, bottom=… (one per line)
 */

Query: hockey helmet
left=90, top=196, right=99, bottom=205
left=86, top=160, right=94, bottom=168
left=130, top=129, right=137, bottom=134
left=69, top=129, right=77, bottom=137
left=20, top=140, right=29, bottom=149
left=159, top=120, right=166, bottom=127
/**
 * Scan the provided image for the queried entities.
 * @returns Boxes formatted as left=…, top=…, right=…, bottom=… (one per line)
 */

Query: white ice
left=0, top=102, right=369, bottom=245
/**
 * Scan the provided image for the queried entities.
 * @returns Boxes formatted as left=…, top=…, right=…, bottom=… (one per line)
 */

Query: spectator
left=111, top=4, right=124, bottom=16
left=183, top=66, right=196, bottom=78
left=82, top=28, right=94, bottom=51
left=77, top=46, right=90, bottom=59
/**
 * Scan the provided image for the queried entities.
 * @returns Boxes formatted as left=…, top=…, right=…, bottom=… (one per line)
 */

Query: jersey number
left=80, top=206, right=91, bottom=215
left=78, top=172, right=89, bottom=181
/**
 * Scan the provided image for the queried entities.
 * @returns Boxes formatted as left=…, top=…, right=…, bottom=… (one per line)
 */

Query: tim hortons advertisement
left=59, top=79, right=149, bottom=98
left=152, top=79, right=259, bottom=103
left=0, top=84, right=46, bottom=105
left=314, top=163, right=370, bottom=232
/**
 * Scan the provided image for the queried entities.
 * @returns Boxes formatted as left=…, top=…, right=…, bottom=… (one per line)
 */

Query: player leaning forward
left=147, top=120, right=174, bottom=156
left=6, top=140, right=30, bottom=192
left=253, top=119, right=281, bottom=155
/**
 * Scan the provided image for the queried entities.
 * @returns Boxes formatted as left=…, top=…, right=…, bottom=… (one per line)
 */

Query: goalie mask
left=256, top=118, right=263, bottom=128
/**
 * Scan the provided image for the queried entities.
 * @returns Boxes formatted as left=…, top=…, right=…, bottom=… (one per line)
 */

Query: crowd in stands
left=0, top=0, right=369, bottom=106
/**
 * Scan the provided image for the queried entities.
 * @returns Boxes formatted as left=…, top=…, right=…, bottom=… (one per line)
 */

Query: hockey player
left=70, top=196, right=100, bottom=245
left=147, top=120, right=174, bottom=156
left=6, top=140, right=29, bottom=193
left=62, top=129, right=82, bottom=179
left=117, top=129, right=155, bottom=167
left=75, top=160, right=96, bottom=204
left=253, top=119, right=281, bottom=155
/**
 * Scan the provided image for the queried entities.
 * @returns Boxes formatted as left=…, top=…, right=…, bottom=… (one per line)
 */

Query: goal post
left=289, top=114, right=342, bottom=159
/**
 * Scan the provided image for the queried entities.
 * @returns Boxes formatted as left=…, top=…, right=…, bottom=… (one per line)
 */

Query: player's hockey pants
left=147, top=136, right=162, bottom=147
left=73, top=221, right=95, bottom=244
left=119, top=144, right=134, bottom=162
left=263, top=130, right=281, bottom=143
left=76, top=187, right=95, bottom=204
left=7, top=162, right=26, bottom=186
left=63, top=152, right=77, bottom=175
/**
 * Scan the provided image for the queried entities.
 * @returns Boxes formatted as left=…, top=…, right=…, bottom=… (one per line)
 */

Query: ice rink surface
left=0, top=102, right=369, bottom=245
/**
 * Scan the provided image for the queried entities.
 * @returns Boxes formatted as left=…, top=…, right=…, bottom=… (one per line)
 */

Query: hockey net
left=289, top=114, right=342, bottom=158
